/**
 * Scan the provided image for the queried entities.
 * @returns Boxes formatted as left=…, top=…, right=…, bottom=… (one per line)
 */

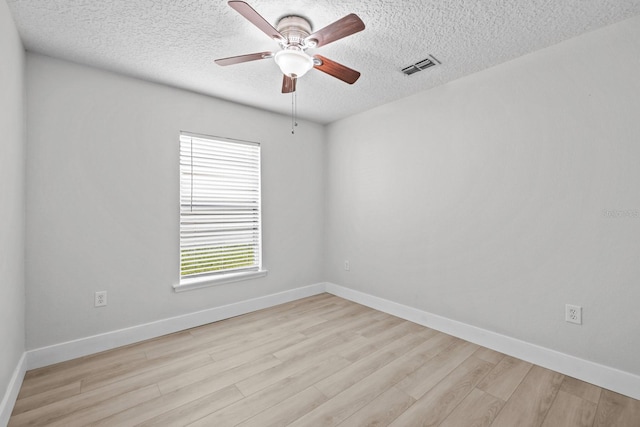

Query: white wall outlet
left=95, top=291, right=107, bottom=307
left=344, top=260, right=350, bottom=271
left=565, top=304, right=582, bottom=324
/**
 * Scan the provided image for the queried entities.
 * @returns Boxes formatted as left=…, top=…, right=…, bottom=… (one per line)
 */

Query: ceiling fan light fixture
left=274, top=49, right=314, bottom=78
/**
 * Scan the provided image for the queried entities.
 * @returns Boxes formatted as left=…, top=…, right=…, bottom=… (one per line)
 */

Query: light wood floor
left=9, top=294, right=640, bottom=426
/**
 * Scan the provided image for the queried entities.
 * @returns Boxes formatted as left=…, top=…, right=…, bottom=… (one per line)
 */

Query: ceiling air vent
left=401, top=55, right=441, bottom=76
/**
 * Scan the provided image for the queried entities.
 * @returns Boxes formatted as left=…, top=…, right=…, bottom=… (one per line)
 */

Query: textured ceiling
left=7, top=0, right=640, bottom=124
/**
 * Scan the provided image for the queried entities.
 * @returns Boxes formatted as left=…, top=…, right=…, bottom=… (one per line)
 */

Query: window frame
left=174, top=132, right=267, bottom=292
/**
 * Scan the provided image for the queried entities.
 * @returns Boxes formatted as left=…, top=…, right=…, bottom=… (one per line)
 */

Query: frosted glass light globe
left=274, top=49, right=314, bottom=78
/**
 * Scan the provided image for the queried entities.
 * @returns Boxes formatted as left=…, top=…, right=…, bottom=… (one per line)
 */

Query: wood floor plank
left=541, top=390, right=597, bottom=427
left=186, top=355, right=351, bottom=426
left=187, top=294, right=337, bottom=337
left=340, top=321, right=437, bottom=363
left=135, top=385, right=244, bottom=427
left=289, top=333, right=460, bottom=426
left=157, top=353, right=281, bottom=395
left=477, top=355, right=533, bottom=401
left=17, top=350, right=148, bottom=399
left=211, top=331, right=307, bottom=364
left=357, top=315, right=406, bottom=338
left=148, top=326, right=263, bottom=360
left=280, top=295, right=350, bottom=314
left=593, top=389, right=640, bottom=427
left=561, top=375, right=602, bottom=404
left=338, top=386, right=415, bottom=427
left=279, top=302, right=354, bottom=323
left=91, top=374, right=247, bottom=426
left=10, top=365, right=176, bottom=427
left=127, top=330, right=196, bottom=358
left=396, top=339, right=480, bottom=399
left=21, top=342, right=149, bottom=383
left=204, top=327, right=310, bottom=362
left=236, top=386, right=328, bottom=427
left=9, top=384, right=161, bottom=427
left=148, top=315, right=321, bottom=362
left=315, top=331, right=437, bottom=399
left=438, top=388, right=504, bottom=427
left=388, top=356, right=494, bottom=427
left=48, top=385, right=161, bottom=427
left=11, top=381, right=81, bottom=416
left=297, top=309, right=383, bottom=339
left=80, top=352, right=214, bottom=393
left=185, top=305, right=306, bottom=342
left=80, top=338, right=267, bottom=401
left=473, top=347, right=506, bottom=365
left=271, top=294, right=347, bottom=318
left=489, top=365, right=564, bottom=427
left=315, top=303, right=372, bottom=322
left=272, top=328, right=360, bottom=362
left=235, top=338, right=358, bottom=396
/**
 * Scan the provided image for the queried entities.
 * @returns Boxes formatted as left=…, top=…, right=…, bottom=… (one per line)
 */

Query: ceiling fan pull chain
left=291, top=90, right=295, bottom=134
left=291, top=87, right=299, bottom=134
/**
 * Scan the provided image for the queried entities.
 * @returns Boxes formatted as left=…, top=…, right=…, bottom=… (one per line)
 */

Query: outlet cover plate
left=565, top=304, right=582, bottom=324
left=95, top=291, right=107, bottom=307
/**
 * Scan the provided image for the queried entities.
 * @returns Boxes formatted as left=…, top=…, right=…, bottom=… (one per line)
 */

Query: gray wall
left=25, top=54, right=325, bottom=349
left=325, top=16, right=640, bottom=375
left=0, top=0, right=26, bottom=403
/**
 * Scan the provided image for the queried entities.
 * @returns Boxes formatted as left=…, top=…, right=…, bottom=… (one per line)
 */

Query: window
left=177, top=132, right=265, bottom=291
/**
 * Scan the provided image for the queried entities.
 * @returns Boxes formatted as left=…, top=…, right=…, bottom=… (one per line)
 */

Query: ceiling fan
left=215, top=1, right=365, bottom=93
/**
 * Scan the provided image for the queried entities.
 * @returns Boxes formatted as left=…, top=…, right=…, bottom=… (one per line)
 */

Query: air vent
left=402, top=55, right=441, bottom=76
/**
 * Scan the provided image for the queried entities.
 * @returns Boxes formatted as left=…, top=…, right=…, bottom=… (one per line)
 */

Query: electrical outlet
left=344, top=260, right=350, bottom=271
left=565, top=304, right=582, bottom=324
left=95, top=291, right=107, bottom=307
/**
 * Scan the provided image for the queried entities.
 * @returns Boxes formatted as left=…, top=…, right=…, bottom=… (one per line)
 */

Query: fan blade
left=313, top=55, right=361, bottom=84
left=282, top=75, right=297, bottom=93
left=305, top=14, right=365, bottom=48
left=215, top=51, right=273, bottom=66
left=228, top=1, right=286, bottom=43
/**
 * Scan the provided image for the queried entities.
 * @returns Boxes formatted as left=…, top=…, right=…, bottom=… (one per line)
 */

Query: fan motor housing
left=276, top=16, right=312, bottom=47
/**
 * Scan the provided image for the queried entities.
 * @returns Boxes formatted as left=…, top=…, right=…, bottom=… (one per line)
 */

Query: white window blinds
left=180, top=133, right=262, bottom=281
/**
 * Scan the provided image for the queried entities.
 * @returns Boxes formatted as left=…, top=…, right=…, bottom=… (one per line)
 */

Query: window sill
left=173, top=270, right=268, bottom=293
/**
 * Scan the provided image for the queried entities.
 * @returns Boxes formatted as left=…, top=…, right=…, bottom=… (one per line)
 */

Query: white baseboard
left=0, top=353, right=27, bottom=427
left=26, top=283, right=325, bottom=370
left=325, top=282, right=640, bottom=400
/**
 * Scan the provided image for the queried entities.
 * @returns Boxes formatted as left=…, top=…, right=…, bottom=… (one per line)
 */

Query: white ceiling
left=7, top=0, right=640, bottom=124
